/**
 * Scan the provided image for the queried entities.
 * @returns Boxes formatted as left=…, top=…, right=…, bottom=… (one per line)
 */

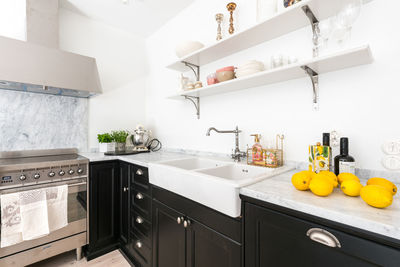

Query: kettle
left=131, top=125, right=152, bottom=151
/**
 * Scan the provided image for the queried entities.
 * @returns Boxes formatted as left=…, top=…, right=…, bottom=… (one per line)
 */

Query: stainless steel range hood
left=0, top=0, right=102, bottom=98
left=0, top=36, right=102, bottom=98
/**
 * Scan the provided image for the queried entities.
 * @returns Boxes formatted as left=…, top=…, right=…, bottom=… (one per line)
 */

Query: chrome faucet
left=206, top=126, right=247, bottom=162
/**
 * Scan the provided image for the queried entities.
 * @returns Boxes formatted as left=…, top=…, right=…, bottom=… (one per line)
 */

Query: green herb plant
left=111, top=130, right=130, bottom=143
left=97, top=133, right=113, bottom=143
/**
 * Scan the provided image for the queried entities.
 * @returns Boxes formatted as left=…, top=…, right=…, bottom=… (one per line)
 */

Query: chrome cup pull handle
left=307, top=228, right=341, bottom=248
left=136, top=169, right=143, bottom=176
left=136, top=216, right=144, bottom=224
left=135, top=193, right=143, bottom=200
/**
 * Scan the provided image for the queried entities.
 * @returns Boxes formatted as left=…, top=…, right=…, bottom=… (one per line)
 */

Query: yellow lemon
left=360, top=185, right=393, bottom=208
left=367, top=177, right=397, bottom=195
left=340, top=180, right=363, bottom=197
left=292, top=171, right=312, bottom=191
left=338, top=173, right=360, bottom=184
left=309, top=178, right=334, bottom=197
left=319, top=171, right=339, bottom=187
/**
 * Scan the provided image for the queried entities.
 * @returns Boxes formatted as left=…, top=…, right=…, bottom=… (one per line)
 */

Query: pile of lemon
left=291, top=170, right=397, bottom=208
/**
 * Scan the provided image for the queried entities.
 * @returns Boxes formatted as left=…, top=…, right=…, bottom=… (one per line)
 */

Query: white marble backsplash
left=0, top=90, right=88, bottom=151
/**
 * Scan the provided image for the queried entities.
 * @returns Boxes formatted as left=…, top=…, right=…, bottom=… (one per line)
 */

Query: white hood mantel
left=0, top=36, right=102, bottom=98
left=0, top=0, right=102, bottom=98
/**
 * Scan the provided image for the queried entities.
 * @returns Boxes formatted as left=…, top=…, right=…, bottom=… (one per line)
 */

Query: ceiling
left=59, top=0, right=194, bottom=37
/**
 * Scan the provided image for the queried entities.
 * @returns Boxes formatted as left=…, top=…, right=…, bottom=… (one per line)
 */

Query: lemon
left=292, top=171, right=312, bottom=191
left=338, top=173, right=360, bottom=184
left=309, top=178, right=334, bottom=197
left=367, top=177, right=397, bottom=195
left=360, top=185, right=393, bottom=208
left=319, top=171, right=339, bottom=187
left=340, top=180, right=363, bottom=197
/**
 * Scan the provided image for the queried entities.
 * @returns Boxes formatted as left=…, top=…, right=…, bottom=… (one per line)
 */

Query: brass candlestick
left=227, top=2, right=237, bottom=35
left=215, top=13, right=224, bottom=41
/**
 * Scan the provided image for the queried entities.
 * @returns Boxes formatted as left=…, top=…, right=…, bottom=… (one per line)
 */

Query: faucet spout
left=205, top=126, right=246, bottom=162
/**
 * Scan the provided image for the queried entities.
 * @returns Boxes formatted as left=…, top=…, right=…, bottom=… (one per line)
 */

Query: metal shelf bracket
left=182, top=61, right=200, bottom=81
left=302, top=5, right=320, bottom=58
left=301, top=65, right=319, bottom=111
left=184, top=96, right=200, bottom=119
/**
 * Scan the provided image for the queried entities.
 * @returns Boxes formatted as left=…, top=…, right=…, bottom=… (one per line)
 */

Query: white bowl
left=175, top=41, right=205, bottom=58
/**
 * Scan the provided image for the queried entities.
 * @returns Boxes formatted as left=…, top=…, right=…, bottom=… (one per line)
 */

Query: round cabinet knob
left=136, top=169, right=143, bottom=176
left=135, top=193, right=143, bottom=200
left=19, top=174, right=27, bottom=181
left=136, top=241, right=142, bottom=249
left=77, top=168, right=83, bottom=174
left=33, top=173, right=40, bottom=179
left=177, top=217, right=184, bottom=224
left=59, top=170, right=65, bottom=176
left=136, top=216, right=144, bottom=224
left=123, top=187, right=129, bottom=192
left=183, top=220, right=191, bottom=228
left=68, top=169, right=75, bottom=175
left=48, top=171, right=56, bottom=177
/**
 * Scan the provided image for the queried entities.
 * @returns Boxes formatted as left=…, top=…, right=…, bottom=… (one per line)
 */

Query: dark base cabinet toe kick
left=86, top=161, right=400, bottom=267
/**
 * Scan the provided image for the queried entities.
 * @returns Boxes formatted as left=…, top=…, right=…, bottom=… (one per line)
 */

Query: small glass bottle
left=334, top=137, right=356, bottom=175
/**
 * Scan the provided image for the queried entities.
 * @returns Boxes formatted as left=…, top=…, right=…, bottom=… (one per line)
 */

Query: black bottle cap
left=340, top=137, right=349, bottom=155
left=323, top=133, right=330, bottom=146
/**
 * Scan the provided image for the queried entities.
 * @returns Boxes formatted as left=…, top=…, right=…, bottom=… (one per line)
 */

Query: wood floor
left=28, top=249, right=131, bottom=267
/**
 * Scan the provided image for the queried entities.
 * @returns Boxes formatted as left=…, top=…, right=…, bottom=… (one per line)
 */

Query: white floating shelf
left=167, top=0, right=369, bottom=72
left=168, top=45, right=373, bottom=100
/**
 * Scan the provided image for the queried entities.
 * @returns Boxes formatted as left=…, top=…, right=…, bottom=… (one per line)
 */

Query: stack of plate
left=236, top=60, right=265, bottom=78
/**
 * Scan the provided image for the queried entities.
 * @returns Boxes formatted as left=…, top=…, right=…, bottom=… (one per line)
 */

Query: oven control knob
left=48, top=171, right=56, bottom=177
left=59, top=170, right=65, bottom=176
left=33, top=173, right=40, bottom=179
left=19, top=174, right=27, bottom=181
left=77, top=168, right=83, bottom=175
left=68, top=169, right=75, bottom=175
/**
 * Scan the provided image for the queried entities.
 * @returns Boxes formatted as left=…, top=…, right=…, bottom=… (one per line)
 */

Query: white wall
left=59, top=9, right=147, bottom=150
left=0, top=0, right=26, bottom=41
left=145, top=0, right=400, bottom=171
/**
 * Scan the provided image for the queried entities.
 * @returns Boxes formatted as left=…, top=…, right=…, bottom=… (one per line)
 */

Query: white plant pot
left=99, top=143, right=115, bottom=153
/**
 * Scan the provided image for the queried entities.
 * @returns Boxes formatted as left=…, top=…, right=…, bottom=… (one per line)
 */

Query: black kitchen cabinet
left=119, top=162, right=130, bottom=245
left=187, top=217, right=241, bottom=267
left=87, top=161, right=119, bottom=260
left=244, top=200, right=400, bottom=267
left=153, top=200, right=186, bottom=267
left=152, top=186, right=242, bottom=267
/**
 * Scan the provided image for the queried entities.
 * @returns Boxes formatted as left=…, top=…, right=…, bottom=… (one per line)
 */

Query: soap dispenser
left=251, top=134, right=264, bottom=166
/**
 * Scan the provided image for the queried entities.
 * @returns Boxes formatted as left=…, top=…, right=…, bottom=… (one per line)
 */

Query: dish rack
left=247, top=134, right=284, bottom=168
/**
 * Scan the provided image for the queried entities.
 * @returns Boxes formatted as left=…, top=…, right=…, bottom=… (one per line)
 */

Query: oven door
left=0, top=178, right=87, bottom=258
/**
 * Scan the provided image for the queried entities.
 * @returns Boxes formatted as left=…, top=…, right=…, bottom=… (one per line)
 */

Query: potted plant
left=111, top=130, right=130, bottom=152
left=97, top=133, right=114, bottom=153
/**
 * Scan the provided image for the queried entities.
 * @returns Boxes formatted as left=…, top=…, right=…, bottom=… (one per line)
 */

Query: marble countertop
left=240, top=170, right=400, bottom=241
left=79, top=151, right=190, bottom=167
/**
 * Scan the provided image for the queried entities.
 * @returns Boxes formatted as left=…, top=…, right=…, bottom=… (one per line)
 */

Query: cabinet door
left=119, top=162, right=130, bottom=245
left=244, top=202, right=400, bottom=267
left=152, top=200, right=186, bottom=267
left=89, top=162, right=119, bottom=252
left=187, top=219, right=241, bottom=267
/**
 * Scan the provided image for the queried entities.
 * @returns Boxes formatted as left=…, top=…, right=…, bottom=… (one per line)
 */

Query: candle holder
left=226, top=2, right=237, bottom=35
left=215, top=13, right=224, bottom=41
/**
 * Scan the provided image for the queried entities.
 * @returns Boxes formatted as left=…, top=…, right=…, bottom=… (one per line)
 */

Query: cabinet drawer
left=128, top=230, right=151, bottom=267
left=132, top=211, right=151, bottom=242
left=132, top=166, right=150, bottom=195
left=131, top=188, right=151, bottom=220
left=245, top=202, right=400, bottom=267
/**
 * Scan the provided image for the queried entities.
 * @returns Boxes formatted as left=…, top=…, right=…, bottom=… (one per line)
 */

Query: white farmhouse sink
left=149, top=157, right=294, bottom=218
left=159, top=157, right=224, bottom=170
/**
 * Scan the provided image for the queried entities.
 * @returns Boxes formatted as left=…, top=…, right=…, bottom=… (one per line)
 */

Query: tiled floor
left=28, top=249, right=131, bottom=267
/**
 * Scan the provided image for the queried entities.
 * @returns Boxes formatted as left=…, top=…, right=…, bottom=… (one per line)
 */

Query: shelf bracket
left=184, top=96, right=200, bottom=119
left=301, top=65, right=319, bottom=111
left=182, top=61, right=200, bottom=81
left=302, top=5, right=320, bottom=58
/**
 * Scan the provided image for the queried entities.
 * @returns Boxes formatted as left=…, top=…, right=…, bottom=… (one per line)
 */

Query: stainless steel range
left=0, top=149, right=89, bottom=266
